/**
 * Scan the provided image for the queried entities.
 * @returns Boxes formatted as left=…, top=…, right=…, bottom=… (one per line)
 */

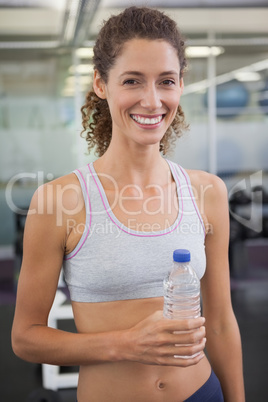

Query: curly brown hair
left=81, top=6, right=189, bottom=157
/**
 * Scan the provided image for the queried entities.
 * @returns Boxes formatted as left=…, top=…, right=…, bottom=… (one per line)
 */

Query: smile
left=130, top=114, right=164, bottom=125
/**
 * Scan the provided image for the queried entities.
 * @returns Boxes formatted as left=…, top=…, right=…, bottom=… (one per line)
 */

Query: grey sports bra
left=62, top=160, right=206, bottom=302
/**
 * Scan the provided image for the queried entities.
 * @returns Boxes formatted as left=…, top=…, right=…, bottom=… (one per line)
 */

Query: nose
left=140, top=84, right=162, bottom=111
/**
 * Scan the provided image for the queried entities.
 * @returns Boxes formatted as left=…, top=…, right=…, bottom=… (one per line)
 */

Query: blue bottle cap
left=173, top=249, right=191, bottom=262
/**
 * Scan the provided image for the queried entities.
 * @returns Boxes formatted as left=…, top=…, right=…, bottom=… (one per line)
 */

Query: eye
left=123, top=79, right=138, bottom=85
left=161, top=79, right=176, bottom=86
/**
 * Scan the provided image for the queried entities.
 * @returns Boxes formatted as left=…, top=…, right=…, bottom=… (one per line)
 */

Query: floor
left=1, top=241, right=268, bottom=402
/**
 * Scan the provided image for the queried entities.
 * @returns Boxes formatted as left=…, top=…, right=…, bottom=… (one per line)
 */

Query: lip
left=130, top=113, right=165, bottom=129
left=130, top=113, right=164, bottom=118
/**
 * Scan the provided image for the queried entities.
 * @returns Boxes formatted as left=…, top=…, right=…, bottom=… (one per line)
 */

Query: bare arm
left=11, top=175, right=206, bottom=367
left=200, top=173, right=245, bottom=402
left=11, top=176, right=106, bottom=366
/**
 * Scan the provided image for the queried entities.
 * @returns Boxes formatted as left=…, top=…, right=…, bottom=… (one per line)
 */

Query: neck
left=94, top=141, right=171, bottom=188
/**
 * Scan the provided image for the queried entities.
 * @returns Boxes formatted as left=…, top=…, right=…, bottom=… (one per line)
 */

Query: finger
left=164, top=336, right=206, bottom=359
left=169, top=351, right=205, bottom=367
left=151, top=349, right=205, bottom=367
left=174, top=336, right=207, bottom=356
left=171, top=326, right=206, bottom=345
left=164, top=317, right=206, bottom=332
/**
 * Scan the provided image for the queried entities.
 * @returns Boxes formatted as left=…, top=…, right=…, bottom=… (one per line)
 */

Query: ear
left=93, top=70, right=106, bottom=99
left=179, top=78, right=184, bottom=94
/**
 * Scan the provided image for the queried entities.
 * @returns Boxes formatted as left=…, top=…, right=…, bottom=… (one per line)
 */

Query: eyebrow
left=119, top=70, right=179, bottom=78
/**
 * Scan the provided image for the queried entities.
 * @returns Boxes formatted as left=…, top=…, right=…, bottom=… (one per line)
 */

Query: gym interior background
left=0, top=0, right=268, bottom=401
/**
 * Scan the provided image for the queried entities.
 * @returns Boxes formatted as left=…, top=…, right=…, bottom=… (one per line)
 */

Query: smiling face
left=93, top=38, right=184, bottom=151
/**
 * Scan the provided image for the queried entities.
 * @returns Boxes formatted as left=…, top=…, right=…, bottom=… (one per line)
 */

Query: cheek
left=111, top=93, right=138, bottom=115
left=165, top=93, right=181, bottom=116
left=170, top=91, right=182, bottom=106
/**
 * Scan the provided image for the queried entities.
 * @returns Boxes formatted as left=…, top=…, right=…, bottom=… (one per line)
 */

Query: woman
left=12, top=7, right=245, bottom=402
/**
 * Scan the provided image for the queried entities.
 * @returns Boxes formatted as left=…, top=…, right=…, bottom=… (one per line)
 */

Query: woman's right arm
left=11, top=176, right=110, bottom=366
left=11, top=177, right=206, bottom=367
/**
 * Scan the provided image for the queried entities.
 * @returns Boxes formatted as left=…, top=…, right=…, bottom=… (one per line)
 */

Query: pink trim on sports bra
left=64, top=169, right=92, bottom=260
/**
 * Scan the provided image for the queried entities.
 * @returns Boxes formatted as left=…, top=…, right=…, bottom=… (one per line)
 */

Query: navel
left=156, top=379, right=166, bottom=390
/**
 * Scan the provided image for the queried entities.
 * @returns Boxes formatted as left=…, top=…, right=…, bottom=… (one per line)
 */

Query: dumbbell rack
left=42, top=273, right=78, bottom=391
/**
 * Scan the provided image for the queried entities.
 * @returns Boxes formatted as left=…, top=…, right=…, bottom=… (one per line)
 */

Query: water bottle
left=163, top=249, right=201, bottom=358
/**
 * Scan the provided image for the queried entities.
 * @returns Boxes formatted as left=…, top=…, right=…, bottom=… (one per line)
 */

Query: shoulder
left=185, top=169, right=228, bottom=201
left=29, top=171, right=84, bottom=221
left=185, top=168, right=225, bottom=188
left=184, top=169, right=229, bottom=231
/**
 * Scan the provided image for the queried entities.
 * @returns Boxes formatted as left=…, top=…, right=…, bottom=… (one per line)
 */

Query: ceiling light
left=65, top=76, right=92, bottom=85
left=0, top=41, right=59, bottom=49
left=0, top=0, right=66, bottom=7
left=62, top=88, right=75, bottom=97
left=186, top=46, right=225, bottom=58
left=68, top=64, right=94, bottom=74
left=76, top=47, right=94, bottom=59
left=62, top=83, right=90, bottom=96
left=63, top=76, right=92, bottom=96
left=234, top=71, right=261, bottom=82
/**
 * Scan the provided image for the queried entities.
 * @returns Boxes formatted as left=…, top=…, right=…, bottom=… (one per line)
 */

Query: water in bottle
left=163, top=249, right=201, bottom=358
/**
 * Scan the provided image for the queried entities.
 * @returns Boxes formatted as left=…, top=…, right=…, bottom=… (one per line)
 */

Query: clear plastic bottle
left=163, top=249, right=200, bottom=319
left=163, top=249, right=201, bottom=358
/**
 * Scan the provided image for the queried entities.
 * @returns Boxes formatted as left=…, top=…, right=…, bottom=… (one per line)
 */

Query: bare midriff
left=72, top=297, right=211, bottom=402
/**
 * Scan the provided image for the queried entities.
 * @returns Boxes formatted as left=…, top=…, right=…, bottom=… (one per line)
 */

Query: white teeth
left=131, top=115, right=163, bottom=125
